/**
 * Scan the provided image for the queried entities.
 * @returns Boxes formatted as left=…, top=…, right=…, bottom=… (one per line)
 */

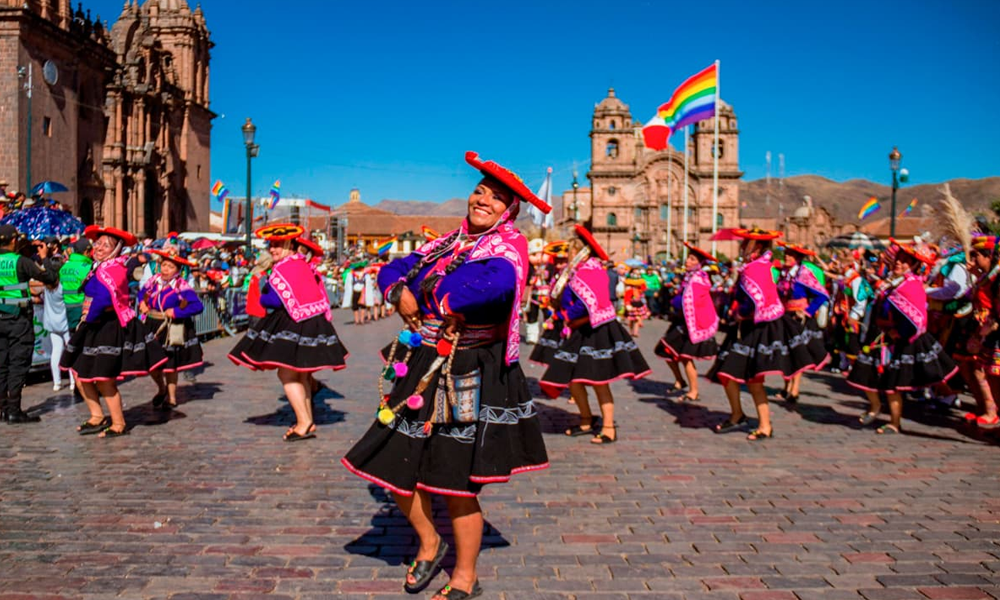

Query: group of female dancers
left=57, top=152, right=998, bottom=600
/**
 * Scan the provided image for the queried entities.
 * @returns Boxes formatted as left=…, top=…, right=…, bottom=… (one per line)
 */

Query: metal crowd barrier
left=192, top=289, right=250, bottom=338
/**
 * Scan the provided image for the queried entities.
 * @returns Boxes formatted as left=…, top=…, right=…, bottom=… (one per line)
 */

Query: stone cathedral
left=561, top=88, right=742, bottom=261
left=0, top=0, right=213, bottom=235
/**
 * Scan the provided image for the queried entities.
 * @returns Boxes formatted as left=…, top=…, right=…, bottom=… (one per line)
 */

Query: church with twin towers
left=561, top=88, right=742, bottom=261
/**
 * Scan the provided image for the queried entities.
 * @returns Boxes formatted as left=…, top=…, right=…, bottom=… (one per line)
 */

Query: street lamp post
left=571, top=168, right=579, bottom=222
left=242, top=118, right=259, bottom=256
left=889, top=146, right=901, bottom=238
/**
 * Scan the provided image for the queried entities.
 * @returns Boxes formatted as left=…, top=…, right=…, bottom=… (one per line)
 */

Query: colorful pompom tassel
left=377, top=408, right=396, bottom=425
left=406, top=394, right=424, bottom=410
left=393, top=362, right=408, bottom=378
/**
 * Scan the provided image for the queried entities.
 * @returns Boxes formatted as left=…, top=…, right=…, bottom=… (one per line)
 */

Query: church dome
left=594, top=88, right=630, bottom=117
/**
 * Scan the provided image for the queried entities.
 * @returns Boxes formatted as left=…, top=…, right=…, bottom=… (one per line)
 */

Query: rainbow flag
left=267, top=180, right=281, bottom=210
left=211, top=180, right=229, bottom=201
left=858, top=197, right=881, bottom=220
left=901, top=197, right=917, bottom=216
left=421, top=225, right=440, bottom=241
left=657, top=63, right=718, bottom=132
left=376, top=236, right=397, bottom=255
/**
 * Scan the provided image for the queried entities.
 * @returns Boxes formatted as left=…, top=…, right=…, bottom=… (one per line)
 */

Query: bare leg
left=590, top=383, right=616, bottom=443
left=165, top=372, right=179, bottom=406
left=436, top=495, right=482, bottom=598
left=96, top=380, right=125, bottom=435
left=666, top=360, right=687, bottom=389
left=394, top=490, right=440, bottom=587
left=788, top=373, right=802, bottom=398
left=567, top=382, right=593, bottom=434
left=76, top=380, right=106, bottom=430
left=722, top=379, right=744, bottom=424
left=277, top=367, right=312, bottom=435
left=864, top=390, right=882, bottom=418
left=747, top=380, right=771, bottom=438
left=682, top=359, right=700, bottom=399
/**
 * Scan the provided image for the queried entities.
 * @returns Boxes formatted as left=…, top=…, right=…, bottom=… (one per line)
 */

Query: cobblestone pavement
left=2, top=313, right=999, bottom=600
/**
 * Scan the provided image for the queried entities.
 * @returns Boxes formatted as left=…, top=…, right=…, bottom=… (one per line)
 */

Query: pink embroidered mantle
left=94, top=256, right=136, bottom=327
left=888, top=273, right=928, bottom=342
left=270, top=254, right=332, bottom=323
left=682, top=270, right=719, bottom=343
left=739, top=252, right=785, bottom=323
left=569, top=258, right=616, bottom=327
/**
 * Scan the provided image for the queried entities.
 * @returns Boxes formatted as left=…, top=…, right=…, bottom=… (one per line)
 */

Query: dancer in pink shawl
left=655, top=241, right=720, bottom=403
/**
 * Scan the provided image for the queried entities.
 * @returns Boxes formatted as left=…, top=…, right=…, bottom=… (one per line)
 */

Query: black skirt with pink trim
left=847, top=330, right=958, bottom=393
left=342, top=339, right=549, bottom=497
left=706, top=314, right=824, bottom=385
left=60, top=312, right=168, bottom=382
left=528, top=318, right=564, bottom=366
left=654, top=320, right=719, bottom=361
left=145, top=316, right=203, bottom=372
left=540, top=319, right=651, bottom=388
left=228, top=309, right=347, bottom=372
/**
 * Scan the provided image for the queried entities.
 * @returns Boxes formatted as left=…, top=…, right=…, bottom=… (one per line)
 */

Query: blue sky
left=89, top=0, right=999, bottom=209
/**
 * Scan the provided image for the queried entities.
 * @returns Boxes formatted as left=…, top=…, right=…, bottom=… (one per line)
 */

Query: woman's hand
left=397, top=287, right=421, bottom=331
left=165, top=308, right=176, bottom=319
left=138, top=301, right=149, bottom=314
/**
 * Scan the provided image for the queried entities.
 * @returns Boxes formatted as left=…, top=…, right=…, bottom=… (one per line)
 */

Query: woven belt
left=147, top=310, right=168, bottom=320
left=419, top=317, right=501, bottom=350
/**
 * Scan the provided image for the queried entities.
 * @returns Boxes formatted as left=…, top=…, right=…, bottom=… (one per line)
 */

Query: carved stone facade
left=561, top=88, right=742, bottom=261
left=0, top=0, right=212, bottom=236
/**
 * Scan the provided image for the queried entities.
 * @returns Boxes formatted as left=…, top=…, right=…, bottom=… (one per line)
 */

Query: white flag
left=532, top=167, right=554, bottom=228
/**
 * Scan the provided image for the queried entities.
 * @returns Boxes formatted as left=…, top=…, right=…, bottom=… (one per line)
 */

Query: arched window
left=634, top=207, right=643, bottom=221
left=606, top=139, right=619, bottom=158
left=716, top=213, right=724, bottom=228
left=607, top=212, right=617, bottom=227
left=712, top=139, right=725, bottom=159
left=609, top=120, right=616, bottom=130
left=660, top=204, right=669, bottom=221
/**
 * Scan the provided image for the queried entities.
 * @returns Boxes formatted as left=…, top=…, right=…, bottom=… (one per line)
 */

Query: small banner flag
left=658, top=63, right=718, bottom=132
left=421, top=225, right=440, bottom=241
left=211, top=180, right=229, bottom=201
left=376, top=236, right=397, bottom=255
left=530, top=168, right=554, bottom=228
left=642, top=115, right=671, bottom=151
left=267, top=180, right=281, bottom=210
left=221, top=197, right=233, bottom=233
left=901, top=197, right=917, bottom=217
left=858, top=197, right=881, bottom=220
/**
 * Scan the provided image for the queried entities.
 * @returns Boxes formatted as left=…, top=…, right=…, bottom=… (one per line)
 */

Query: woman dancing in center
left=655, top=241, right=720, bottom=403
left=343, top=152, right=549, bottom=600
left=228, top=223, right=348, bottom=441
left=706, top=228, right=824, bottom=440
left=539, top=225, right=651, bottom=444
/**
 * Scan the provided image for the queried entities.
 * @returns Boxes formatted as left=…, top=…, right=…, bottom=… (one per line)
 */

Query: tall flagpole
left=665, top=169, right=673, bottom=260
left=682, top=126, right=690, bottom=259
left=711, top=59, right=721, bottom=256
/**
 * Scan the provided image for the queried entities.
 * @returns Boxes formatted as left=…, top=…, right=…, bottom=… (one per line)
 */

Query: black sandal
left=432, top=580, right=482, bottom=599
left=403, top=537, right=448, bottom=593
left=151, top=392, right=167, bottom=409
left=747, top=428, right=772, bottom=441
left=680, top=394, right=699, bottom=403
left=99, top=426, right=129, bottom=438
left=713, top=415, right=749, bottom=433
left=590, top=425, right=617, bottom=445
left=77, top=416, right=111, bottom=435
left=283, top=429, right=316, bottom=442
left=565, top=417, right=600, bottom=437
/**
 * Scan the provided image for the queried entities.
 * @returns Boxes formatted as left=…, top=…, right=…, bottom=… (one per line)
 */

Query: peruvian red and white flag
left=642, top=115, right=671, bottom=151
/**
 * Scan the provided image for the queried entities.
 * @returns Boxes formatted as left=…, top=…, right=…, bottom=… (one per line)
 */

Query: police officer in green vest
left=60, top=238, right=92, bottom=330
left=0, top=224, right=58, bottom=423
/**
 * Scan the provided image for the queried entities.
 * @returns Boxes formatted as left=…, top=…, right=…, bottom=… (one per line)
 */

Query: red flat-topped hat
left=574, top=224, right=609, bottom=261
left=889, top=237, right=936, bottom=265
left=255, top=223, right=304, bottom=241
left=148, top=247, right=195, bottom=268
left=84, top=225, right=137, bottom=247
left=465, top=151, right=552, bottom=214
left=683, top=241, right=716, bottom=263
left=295, top=234, right=323, bottom=257
left=733, top=227, right=782, bottom=241
left=776, top=240, right=816, bottom=257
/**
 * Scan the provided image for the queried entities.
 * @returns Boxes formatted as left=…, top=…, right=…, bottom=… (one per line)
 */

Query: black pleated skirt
left=654, top=319, right=719, bottom=361
left=847, top=330, right=958, bottom=393
left=342, top=339, right=549, bottom=497
left=540, top=319, right=651, bottom=388
left=528, top=318, right=564, bottom=366
left=228, top=309, right=348, bottom=372
left=60, top=312, right=168, bottom=382
left=706, top=314, right=825, bottom=384
left=145, top=316, right=203, bottom=372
